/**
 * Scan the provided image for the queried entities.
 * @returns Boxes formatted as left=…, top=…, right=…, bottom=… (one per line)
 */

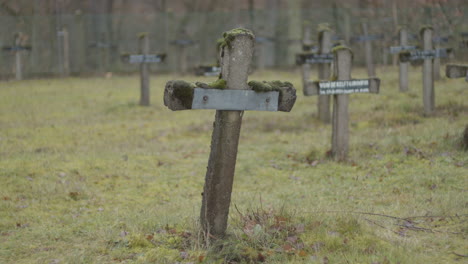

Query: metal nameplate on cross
left=399, top=48, right=453, bottom=62
left=164, top=28, right=296, bottom=239
left=296, top=53, right=333, bottom=64
left=194, top=65, right=221, bottom=76
left=389, top=45, right=417, bottom=54
left=351, top=34, right=384, bottom=42
left=446, top=64, right=468, bottom=82
left=310, top=79, right=380, bottom=95
left=122, top=54, right=166, bottom=64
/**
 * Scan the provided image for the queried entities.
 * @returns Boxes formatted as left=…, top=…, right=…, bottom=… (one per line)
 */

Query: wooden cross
left=304, top=46, right=380, bottom=161
left=57, top=28, right=70, bottom=76
left=389, top=26, right=418, bottom=92
left=399, top=26, right=453, bottom=116
left=88, top=35, right=116, bottom=73
left=194, top=39, right=222, bottom=77
left=2, top=33, right=31, bottom=81
left=254, top=35, right=275, bottom=70
left=432, top=35, right=451, bottom=80
left=460, top=32, right=468, bottom=48
left=351, top=22, right=384, bottom=77
left=171, top=38, right=196, bottom=75
left=121, top=33, right=166, bottom=106
left=296, top=23, right=333, bottom=123
left=446, top=64, right=468, bottom=82
left=164, top=28, right=296, bottom=239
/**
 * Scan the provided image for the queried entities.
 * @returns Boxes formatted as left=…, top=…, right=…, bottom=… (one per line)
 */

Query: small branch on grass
left=452, top=252, right=468, bottom=258
left=364, top=218, right=403, bottom=236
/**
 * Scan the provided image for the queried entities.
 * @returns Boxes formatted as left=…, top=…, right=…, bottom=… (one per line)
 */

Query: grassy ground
left=0, top=66, right=466, bottom=264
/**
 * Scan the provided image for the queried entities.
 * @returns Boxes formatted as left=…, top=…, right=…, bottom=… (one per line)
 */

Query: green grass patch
left=0, top=68, right=466, bottom=263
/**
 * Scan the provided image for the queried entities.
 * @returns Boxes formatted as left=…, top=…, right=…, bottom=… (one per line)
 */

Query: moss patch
left=220, top=28, right=255, bottom=49
left=137, top=32, right=149, bottom=39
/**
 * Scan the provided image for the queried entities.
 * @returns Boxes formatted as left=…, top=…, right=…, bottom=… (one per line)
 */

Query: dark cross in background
left=171, top=38, right=196, bottom=75
left=352, top=22, right=384, bottom=77
left=399, top=26, right=453, bottom=116
left=57, top=28, right=70, bottom=77
left=446, top=64, right=468, bottom=82
left=432, top=35, right=451, bottom=80
left=164, top=28, right=296, bottom=239
left=2, top=32, right=32, bottom=81
left=194, top=39, right=222, bottom=77
left=297, top=23, right=333, bottom=123
left=389, top=26, right=418, bottom=92
left=88, top=34, right=116, bottom=73
left=121, top=33, right=166, bottom=106
left=304, top=46, right=380, bottom=161
left=255, top=35, right=275, bottom=70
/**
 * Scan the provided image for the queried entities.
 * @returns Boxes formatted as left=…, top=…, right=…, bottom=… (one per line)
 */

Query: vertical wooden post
left=343, top=10, right=351, bottom=45
left=14, top=34, right=22, bottom=81
left=331, top=48, right=351, bottom=161
left=361, top=22, right=375, bottom=77
left=200, top=32, right=254, bottom=239
left=399, top=27, right=409, bottom=92
left=139, top=34, right=150, bottom=106
left=63, top=28, right=70, bottom=76
left=422, top=27, right=434, bottom=115
left=301, top=23, right=312, bottom=90
left=433, top=39, right=441, bottom=81
left=318, top=26, right=332, bottom=123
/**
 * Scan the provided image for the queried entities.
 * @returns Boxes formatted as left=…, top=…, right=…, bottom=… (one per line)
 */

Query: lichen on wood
left=137, top=32, right=149, bottom=39
left=195, top=78, right=227, bottom=90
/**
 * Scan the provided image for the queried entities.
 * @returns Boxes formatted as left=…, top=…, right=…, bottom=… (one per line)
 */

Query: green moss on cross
left=219, top=28, right=255, bottom=49
left=137, top=32, right=149, bottom=39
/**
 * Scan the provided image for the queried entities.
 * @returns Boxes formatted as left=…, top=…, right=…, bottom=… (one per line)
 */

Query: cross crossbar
left=389, top=45, right=417, bottom=54
left=304, top=78, right=380, bottom=96
left=399, top=48, right=453, bottom=62
left=121, top=54, right=166, bottom=64
left=446, top=64, right=468, bottom=82
left=296, top=53, right=333, bottom=65
left=2, top=46, right=31, bottom=51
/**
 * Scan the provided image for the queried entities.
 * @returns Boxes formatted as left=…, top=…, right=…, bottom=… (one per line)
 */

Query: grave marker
left=171, top=38, right=196, bottom=75
left=2, top=32, right=31, bottom=80
left=399, top=26, right=453, bottom=116
left=255, top=36, right=275, bottom=70
left=57, top=28, right=70, bottom=76
left=389, top=26, right=417, bottom=92
left=446, top=64, right=468, bottom=82
left=304, top=46, right=380, bottom=161
left=121, top=33, right=166, bottom=106
left=164, top=28, right=296, bottom=239
left=88, top=37, right=115, bottom=72
left=194, top=39, right=222, bottom=77
left=296, top=24, right=333, bottom=123
left=352, top=22, right=384, bottom=77
left=432, top=35, right=450, bottom=80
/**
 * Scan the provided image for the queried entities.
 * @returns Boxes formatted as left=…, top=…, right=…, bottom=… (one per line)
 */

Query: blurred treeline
left=0, top=0, right=466, bottom=78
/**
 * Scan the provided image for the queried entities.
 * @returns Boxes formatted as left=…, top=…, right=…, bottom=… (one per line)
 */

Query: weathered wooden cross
left=446, top=64, right=468, bottom=82
left=164, top=28, right=296, bottom=239
left=296, top=23, right=334, bottom=123
left=351, top=22, right=384, bottom=77
left=2, top=32, right=31, bottom=81
left=399, top=26, right=453, bottom=116
left=389, top=26, right=418, bottom=92
left=121, top=33, right=166, bottom=106
left=304, top=46, right=380, bottom=161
